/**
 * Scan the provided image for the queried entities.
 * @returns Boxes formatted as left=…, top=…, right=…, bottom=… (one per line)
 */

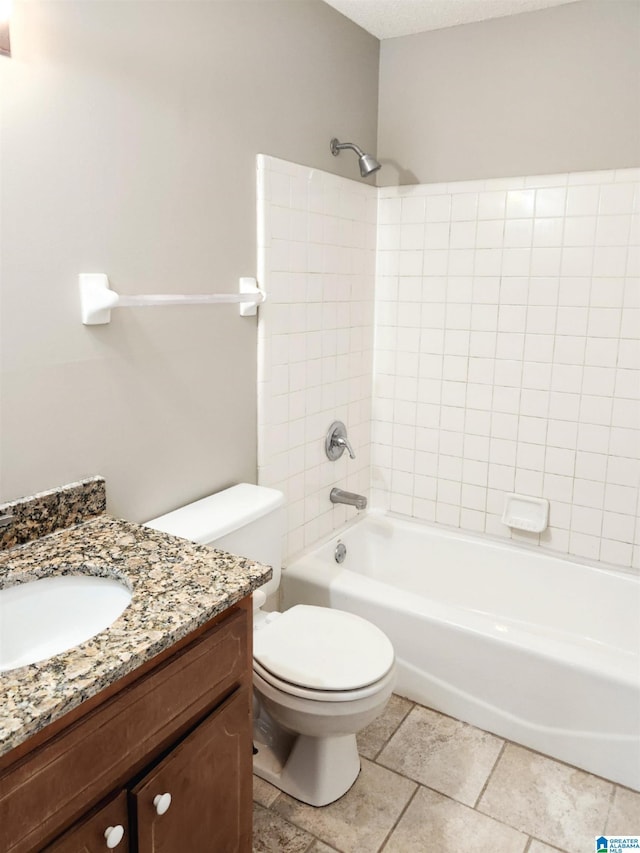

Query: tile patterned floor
left=252, top=695, right=640, bottom=853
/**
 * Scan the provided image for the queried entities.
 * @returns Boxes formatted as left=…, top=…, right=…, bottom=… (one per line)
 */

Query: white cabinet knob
left=104, top=824, right=125, bottom=849
left=153, top=792, right=172, bottom=815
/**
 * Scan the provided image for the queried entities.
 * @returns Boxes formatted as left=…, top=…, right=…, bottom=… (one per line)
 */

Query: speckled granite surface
left=0, top=477, right=106, bottom=550
left=0, top=514, right=271, bottom=757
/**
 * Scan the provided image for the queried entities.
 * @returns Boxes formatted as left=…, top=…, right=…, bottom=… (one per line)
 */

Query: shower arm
left=330, top=139, right=365, bottom=158
left=330, top=137, right=381, bottom=178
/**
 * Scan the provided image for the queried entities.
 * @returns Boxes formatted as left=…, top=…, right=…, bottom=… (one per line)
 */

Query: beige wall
left=0, top=1, right=378, bottom=520
left=377, top=0, right=640, bottom=186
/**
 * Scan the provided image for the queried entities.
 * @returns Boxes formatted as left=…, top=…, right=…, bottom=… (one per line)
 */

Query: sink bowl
left=0, top=575, right=132, bottom=672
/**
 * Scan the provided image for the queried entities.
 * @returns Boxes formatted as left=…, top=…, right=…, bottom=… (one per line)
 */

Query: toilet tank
left=144, top=484, right=285, bottom=599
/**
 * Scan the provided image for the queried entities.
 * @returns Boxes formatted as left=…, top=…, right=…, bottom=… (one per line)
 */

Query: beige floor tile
left=252, top=803, right=314, bottom=853
left=306, top=842, right=341, bottom=853
left=272, top=758, right=417, bottom=853
left=357, top=693, right=414, bottom=760
left=383, top=786, right=528, bottom=853
left=253, top=775, right=281, bottom=808
left=477, top=744, right=613, bottom=853
left=606, top=785, right=640, bottom=833
left=377, top=704, right=504, bottom=806
left=527, top=840, right=567, bottom=853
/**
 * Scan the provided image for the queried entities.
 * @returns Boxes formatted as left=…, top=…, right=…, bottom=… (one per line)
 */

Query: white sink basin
left=0, top=575, right=132, bottom=672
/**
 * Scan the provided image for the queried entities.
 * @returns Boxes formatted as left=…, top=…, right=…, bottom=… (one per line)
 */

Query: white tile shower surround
left=252, top=695, right=640, bottom=853
left=257, top=158, right=639, bottom=569
left=373, top=168, right=639, bottom=569
left=257, top=155, right=377, bottom=558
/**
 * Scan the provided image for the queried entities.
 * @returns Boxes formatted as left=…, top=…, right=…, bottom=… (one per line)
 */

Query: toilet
left=146, top=483, right=395, bottom=807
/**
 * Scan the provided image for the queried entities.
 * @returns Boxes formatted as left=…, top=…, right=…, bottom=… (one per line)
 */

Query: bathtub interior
left=295, top=512, right=639, bottom=658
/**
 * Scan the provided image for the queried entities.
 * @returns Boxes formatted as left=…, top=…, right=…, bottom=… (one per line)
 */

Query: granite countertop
left=0, top=513, right=271, bottom=758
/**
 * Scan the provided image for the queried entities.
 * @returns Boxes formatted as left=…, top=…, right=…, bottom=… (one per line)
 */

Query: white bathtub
left=281, top=511, right=640, bottom=790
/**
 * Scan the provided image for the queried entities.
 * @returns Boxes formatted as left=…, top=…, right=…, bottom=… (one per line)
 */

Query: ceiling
left=322, top=0, right=582, bottom=40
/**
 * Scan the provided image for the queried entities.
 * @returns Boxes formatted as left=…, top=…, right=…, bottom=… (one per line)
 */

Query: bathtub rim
left=282, top=508, right=640, bottom=687
left=283, top=508, right=640, bottom=584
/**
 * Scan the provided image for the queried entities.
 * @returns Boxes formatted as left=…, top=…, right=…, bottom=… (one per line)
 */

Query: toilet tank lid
left=144, top=483, right=285, bottom=544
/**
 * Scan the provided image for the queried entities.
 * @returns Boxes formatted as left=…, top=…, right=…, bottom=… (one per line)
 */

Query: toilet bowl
left=252, top=603, right=395, bottom=805
left=145, top=483, right=396, bottom=807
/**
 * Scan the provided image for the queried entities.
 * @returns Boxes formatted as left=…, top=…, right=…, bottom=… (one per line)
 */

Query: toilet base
left=253, top=731, right=361, bottom=807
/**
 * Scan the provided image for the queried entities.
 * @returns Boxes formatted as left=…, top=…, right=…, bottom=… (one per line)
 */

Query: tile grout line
left=603, top=783, right=617, bottom=836
left=529, top=835, right=571, bottom=853
left=472, top=738, right=507, bottom=810
left=368, top=699, right=416, bottom=762
left=376, top=783, right=421, bottom=853
left=258, top=793, right=344, bottom=853
left=253, top=798, right=318, bottom=853
left=301, top=827, right=341, bottom=853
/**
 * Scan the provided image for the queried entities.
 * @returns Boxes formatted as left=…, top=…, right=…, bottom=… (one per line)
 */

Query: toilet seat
left=253, top=604, right=394, bottom=694
left=254, top=657, right=396, bottom=703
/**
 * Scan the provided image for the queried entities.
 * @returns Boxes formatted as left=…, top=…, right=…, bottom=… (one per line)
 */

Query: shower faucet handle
left=325, top=421, right=356, bottom=461
left=333, top=435, right=356, bottom=459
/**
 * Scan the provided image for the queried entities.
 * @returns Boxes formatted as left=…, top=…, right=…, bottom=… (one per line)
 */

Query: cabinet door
left=131, top=688, right=251, bottom=853
left=44, top=791, right=129, bottom=853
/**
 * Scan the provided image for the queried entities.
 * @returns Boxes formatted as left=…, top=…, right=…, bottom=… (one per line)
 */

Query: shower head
left=358, top=151, right=382, bottom=178
left=330, top=137, right=381, bottom=178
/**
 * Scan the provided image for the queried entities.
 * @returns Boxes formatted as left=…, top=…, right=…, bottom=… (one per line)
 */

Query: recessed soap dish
left=501, top=493, right=549, bottom=533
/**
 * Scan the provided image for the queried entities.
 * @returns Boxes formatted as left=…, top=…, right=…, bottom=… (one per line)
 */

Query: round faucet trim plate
left=325, top=421, right=355, bottom=461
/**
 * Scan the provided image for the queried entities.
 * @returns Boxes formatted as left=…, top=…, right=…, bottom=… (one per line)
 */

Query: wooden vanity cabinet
left=44, top=792, right=130, bottom=853
left=0, top=598, right=253, bottom=853
left=131, top=688, right=251, bottom=852
left=45, top=689, right=251, bottom=853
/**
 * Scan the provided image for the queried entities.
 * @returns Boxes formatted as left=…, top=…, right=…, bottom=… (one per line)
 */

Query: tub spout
left=330, top=488, right=367, bottom=511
